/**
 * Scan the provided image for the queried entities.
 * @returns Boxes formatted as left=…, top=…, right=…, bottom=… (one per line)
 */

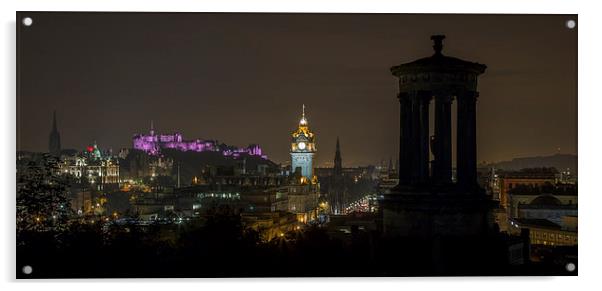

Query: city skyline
left=16, top=12, right=578, bottom=278
left=17, top=13, right=577, bottom=166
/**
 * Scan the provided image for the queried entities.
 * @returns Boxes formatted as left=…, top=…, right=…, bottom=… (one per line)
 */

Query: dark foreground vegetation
left=17, top=213, right=575, bottom=278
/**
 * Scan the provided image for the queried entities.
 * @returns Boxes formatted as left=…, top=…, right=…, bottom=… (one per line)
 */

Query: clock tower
left=291, top=105, right=316, bottom=179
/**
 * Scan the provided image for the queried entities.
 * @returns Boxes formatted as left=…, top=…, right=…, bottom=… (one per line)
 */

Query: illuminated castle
left=290, top=105, right=316, bottom=179
left=132, top=122, right=267, bottom=159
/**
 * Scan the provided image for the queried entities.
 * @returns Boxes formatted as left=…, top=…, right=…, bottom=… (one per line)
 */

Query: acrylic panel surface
left=16, top=12, right=577, bottom=278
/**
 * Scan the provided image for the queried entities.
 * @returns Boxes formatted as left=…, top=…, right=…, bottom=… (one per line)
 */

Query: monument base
left=381, top=184, right=497, bottom=238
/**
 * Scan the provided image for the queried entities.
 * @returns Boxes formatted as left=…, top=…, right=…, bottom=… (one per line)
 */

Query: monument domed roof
left=391, top=35, right=486, bottom=76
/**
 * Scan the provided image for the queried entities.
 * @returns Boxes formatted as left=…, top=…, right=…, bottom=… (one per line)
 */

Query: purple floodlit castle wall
left=132, top=130, right=267, bottom=159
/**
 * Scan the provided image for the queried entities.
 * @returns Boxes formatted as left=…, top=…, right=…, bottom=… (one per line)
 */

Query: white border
left=2, top=0, right=600, bottom=290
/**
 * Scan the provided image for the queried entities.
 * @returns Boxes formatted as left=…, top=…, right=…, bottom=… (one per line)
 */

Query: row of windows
left=532, top=231, right=575, bottom=241
left=531, top=230, right=577, bottom=246
left=507, top=181, right=547, bottom=189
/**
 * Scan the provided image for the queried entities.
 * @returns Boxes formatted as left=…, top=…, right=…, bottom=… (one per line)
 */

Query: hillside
left=486, top=154, right=577, bottom=174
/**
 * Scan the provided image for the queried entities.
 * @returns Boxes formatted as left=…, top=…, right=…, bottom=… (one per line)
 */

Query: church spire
left=52, top=110, right=58, bottom=132
left=48, top=110, right=61, bottom=156
left=334, top=137, right=342, bottom=176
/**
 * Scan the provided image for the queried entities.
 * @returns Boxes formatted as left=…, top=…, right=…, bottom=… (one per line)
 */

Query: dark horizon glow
left=17, top=13, right=577, bottom=167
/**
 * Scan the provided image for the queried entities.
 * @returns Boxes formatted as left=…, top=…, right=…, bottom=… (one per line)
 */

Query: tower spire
left=52, top=110, right=58, bottom=132
left=336, top=137, right=341, bottom=153
left=48, top=110, right=61, bottom=156
left=300, top=104, right=308, bottom=125
left=150, top=120, right=155, bottom=135
left=334, top=137, right=342, bottom=176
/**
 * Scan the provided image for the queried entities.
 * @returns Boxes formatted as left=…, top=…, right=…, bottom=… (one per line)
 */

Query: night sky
left=17, top=13, right=577, bottom=167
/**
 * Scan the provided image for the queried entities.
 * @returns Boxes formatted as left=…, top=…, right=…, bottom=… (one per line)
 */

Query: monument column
left=457, top=91, right=478, bottom=188
left=398, top=92, right=411, bottom=184
left=417, top=91, right=432, bottom=183
left=408, top=91, right=421, bottom=184
left=433, top=94, right=453, bottom=183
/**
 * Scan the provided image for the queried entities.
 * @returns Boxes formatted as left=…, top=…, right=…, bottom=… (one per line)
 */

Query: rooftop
left=513, top=218, right=562, bottom=230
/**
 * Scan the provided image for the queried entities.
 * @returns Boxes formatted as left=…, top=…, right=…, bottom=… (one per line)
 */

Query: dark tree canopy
left=17, top=154, right=72, bottom=233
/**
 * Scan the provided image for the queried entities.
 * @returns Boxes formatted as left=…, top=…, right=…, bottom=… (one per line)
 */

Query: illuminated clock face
left=298, top=142, right=306, bottom=150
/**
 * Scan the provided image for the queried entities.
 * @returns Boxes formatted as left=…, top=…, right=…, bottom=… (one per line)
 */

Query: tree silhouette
left=17, top=154, right=73, bottom=233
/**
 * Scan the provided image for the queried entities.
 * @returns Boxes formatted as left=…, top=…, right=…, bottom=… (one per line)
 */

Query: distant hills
left=483, top=154, right=577, bottom=174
